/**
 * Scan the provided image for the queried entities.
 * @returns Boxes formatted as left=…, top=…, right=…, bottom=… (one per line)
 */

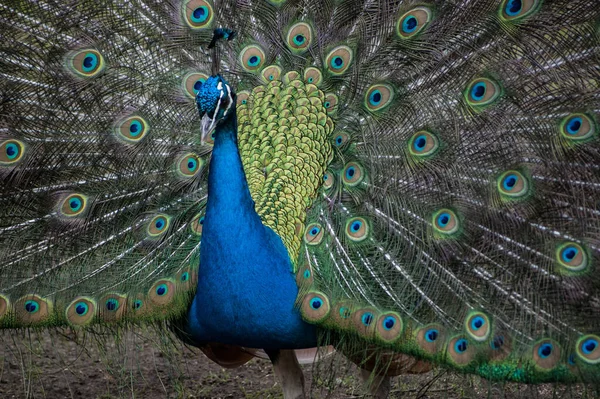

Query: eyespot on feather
left=115, top=116, right=149, bottom=142
left=183, top=0, right=214, bottom=29
left=301, top=292, right=330, bottom=323
left=447, top=336, right=475, bottom=366
left=177, top=152, right=203, bottom=177
left=464, top=78, right=501, bottom=110
left=0, top=139, right=25, bottom=165
left=555, top=242, right=589, bottom=273
left=183, top=72, right=209, bottom=98
left=296, top=263, right=314, bottom=287
left=66, top=297, right=96, bottom=326
left=532, top=339, right=561, bottom=370
left=464, top=311, right=491, bottom=342
left=177, top=269, right=197, bottom=290
left=190, top=213, right=205, bottom=235
left=497, top=170, right=529, bottom=199
left=128, top=294, right=151, bottom=316
left=330, top=301, right=354, bottom=329
left=576, top=335, right=600, bottom=364
left=559, top=113, right=596, bottom=141
left=342, top=162, right=365, bottom=186
left=304, top=223, right=324, bottom=245
left=323, top=170, right=334, bottom=190
left=364, top=84, right=394, bottom=112
left=304, top=67, right=323, bottom=86
left=499, top=0, right=541, bottom=22
left=408, top=131, right=439, bottom=158
left=376, top=312, right=403, bottom=343
left=432, top=209, right=459, bottom=235
left=148, top=279, right=176, bottom=306
left=99, top=294, right=126, bottom=321
left=59, top=194, right=88, bottom=217
left=352, top=308, right=379, bottom=337
left=333, top=133, right=349, bottom=148
left=323, top=93, right=338, bottom=114
left=261, top=65, right=282, bottom=83
left=66, top=49, right=105, bottom=77
left=15, top=295, right=51, bottom=324
left=286, top=22, right=313, bottom=53
left=396, top=7, right=432, bottom=39
left=239, top=45, right=266, bottom=72
left=489, top=334, right=512, bottom=361
left=416, top=324, right=445, bottom=355
left=325, top=46, right=353, bottom=75
left=345, top=217, right=369, bottom=242
left=237, top=91, right=250, bottom=106
left=147, top=214, right=171, bottom=238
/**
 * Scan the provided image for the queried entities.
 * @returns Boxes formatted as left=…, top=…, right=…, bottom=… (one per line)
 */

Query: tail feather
left=1, top=0, right=600, bottom=387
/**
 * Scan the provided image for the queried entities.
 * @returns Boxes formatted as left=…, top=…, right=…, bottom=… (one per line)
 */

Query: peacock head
left=196, top=74, right=236, bottom=143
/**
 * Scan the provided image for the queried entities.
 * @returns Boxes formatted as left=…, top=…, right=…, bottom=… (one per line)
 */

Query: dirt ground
left=0, top=328, right=595, bottom=399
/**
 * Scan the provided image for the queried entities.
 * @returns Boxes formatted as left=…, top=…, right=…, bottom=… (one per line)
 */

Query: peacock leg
left=265, top=349, right=306, bottom=399
left=359, top=369, right=390, bottom=399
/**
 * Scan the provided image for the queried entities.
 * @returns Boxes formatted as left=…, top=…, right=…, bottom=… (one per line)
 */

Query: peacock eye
left=576, top=335, right=600, bottom=364
left=465, top=312, right=491, bottom=341
left=1, top=139, right=25, bottom=164
left=177, top=153, right=203, bottom=177
left=24, top=300, right=39, bottom=313
left=560, top=113, right=595, bottom=141
left=304, top=223, right=324, bottom=245
left=490, top=335, right=505, bottom=350
left=105, top=298, right=119, bottom=311
left=364, top=84, right=394, bottom=112
left=301, top=292, right=330, bottom=322
left=147, top=214, right=170, bottom=237
left=286, top=22, right=312, bottom=53
left=345, top=217, right=369, bottom=242
left=67, top=49, right=105, bottom=77
left=497, top=170, right=529, bottom=199
left=454, top=338, right=468, bottom=353
left=323, top=93, right=338, bottom=114
left=115, top=116, right=149, bottom=142
left=325, top=46, right=353, bottom=75
left=426, top=329, right=438, bottom=342
left=156, top=283, right=168, bottom=296
left=432, top=208, right=460, bottom=236
left=60, top=193, right=88, bottom=217
left=183, top=72, right=208, bottom=98
left=240, top=45, right=266, bottom=72
left=556, top=242, right=589, bottom=273
left=304, top=67, right=323, bottom=86
left=532, top=339, right=560, bottom=370
left=342, top=162, right=365, bottom=186
left=261, top=65, right=282, bottom=83
left=183, top=0, right=214, bottom=29
left=409, top=131, right=439, bottom=158
left=465, top=78, right=502, bottom=110
left=190, top=213, right=205, bottom=235
left=499, top=0, right=541, bottom=21
left=396, top=7, right=432, bottom=38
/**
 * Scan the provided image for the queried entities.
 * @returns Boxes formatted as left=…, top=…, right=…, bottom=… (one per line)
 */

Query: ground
left=0, top=328, right=594, bottom=398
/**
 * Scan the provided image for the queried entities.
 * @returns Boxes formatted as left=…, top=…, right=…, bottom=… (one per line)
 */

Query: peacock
left=1, top=0, right=599, bottom=397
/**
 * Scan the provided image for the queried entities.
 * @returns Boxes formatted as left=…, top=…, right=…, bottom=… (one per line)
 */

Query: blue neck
left=186, top=107, right=317, bottom=350
left=205, top=108, right=260, bottom=227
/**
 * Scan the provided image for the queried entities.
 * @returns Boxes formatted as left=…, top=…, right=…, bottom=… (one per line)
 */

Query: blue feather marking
left=186, top=104, right=317, bottom=349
